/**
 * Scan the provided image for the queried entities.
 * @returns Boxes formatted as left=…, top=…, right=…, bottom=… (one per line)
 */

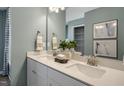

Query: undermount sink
left=66, top=63, right=106, bottom=78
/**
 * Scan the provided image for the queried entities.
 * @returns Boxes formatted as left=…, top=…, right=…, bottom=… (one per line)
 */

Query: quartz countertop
left=27, top=51, right=124, bottom=86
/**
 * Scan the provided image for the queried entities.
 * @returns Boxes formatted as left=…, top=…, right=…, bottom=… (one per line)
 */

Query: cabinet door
left=48, top=78, right=61, bottom=86
left=27, top=58, right=35, bottom=85
left=27, top=58, right=48, bottom=86
left=35, top=61, right=48, bottom=86
left=48, top=68, right=87, bottom=86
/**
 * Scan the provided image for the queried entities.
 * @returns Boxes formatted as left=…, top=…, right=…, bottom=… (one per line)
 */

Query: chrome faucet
left=87, top=55, right=97, bottom=66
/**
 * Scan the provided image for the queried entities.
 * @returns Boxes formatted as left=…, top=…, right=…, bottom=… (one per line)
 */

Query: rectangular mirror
left=46, top=7, right=124, bottom=61
left=46, top=7, right=66, bottom=50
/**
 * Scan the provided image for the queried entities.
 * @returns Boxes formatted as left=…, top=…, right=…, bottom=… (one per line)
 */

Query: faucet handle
left=87, top=55, right=97, bottom=66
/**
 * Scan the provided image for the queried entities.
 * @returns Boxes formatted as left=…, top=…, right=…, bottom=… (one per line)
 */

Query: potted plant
left=59, top=40, right=77, bottom=51
left=59, top=40, right=68, bottom=51
left=59, top=40, right=77, bottom=59
left=67, top=40, right=77, bottom=50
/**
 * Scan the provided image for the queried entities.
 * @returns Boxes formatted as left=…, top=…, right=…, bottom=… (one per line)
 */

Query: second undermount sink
left=66, top=63, right=106, bottom=78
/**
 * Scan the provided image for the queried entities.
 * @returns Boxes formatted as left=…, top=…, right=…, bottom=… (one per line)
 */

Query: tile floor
left=0, top=75, right=10, bottom=86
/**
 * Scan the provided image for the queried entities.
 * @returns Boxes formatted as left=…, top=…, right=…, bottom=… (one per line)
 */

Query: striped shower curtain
left=2, top=8, right=11, bottom=76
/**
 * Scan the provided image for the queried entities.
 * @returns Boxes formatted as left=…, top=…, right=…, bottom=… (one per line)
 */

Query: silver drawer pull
left=32, top=70, right=37, bottom=74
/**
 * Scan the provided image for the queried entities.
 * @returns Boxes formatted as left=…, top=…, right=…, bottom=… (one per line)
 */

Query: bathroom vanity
left=27, top=52, right=124, bottom=86
left=27, top=58, right=87, bottom=86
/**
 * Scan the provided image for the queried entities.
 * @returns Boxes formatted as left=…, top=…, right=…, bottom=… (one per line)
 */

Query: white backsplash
left=96, top=57, right=124, bottom=71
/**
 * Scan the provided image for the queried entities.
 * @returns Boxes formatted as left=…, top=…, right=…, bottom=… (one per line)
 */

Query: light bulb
left=99, top=25, right=103, bottom=29
left=113, top=22, right=116, bottom=26
left=60, top=7, right=65, bottom=11
left=55, top=8, right=59, bottom=13
left=49, top=7, right=54, bottom=12
left=95, top=26, right=99, bottom=29
left=49, top=7, right=65, bottom=13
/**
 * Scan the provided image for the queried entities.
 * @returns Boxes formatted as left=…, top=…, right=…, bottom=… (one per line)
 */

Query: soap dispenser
left=51, top=33, right=58, bottom=50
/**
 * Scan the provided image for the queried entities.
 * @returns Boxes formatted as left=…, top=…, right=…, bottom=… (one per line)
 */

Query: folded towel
left=36, top=35, right=43, bottom=51
left=56, top=54, right=66, bottom=60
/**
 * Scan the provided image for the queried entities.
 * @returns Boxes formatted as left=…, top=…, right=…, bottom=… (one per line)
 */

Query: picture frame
left=93, top=40, right=117, bottom=58
left=93, top=20, right=117, bottom=39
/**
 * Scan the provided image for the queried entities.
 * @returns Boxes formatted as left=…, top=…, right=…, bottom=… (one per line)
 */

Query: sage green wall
left=10, top=7, right=47, bottom=85
left=84, top=7, right=124, bottom=60
left=10, top=7, right=65, bottom=85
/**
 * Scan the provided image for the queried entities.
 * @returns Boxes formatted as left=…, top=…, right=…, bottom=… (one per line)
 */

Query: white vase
left=64, top=49, right=72, bottom=59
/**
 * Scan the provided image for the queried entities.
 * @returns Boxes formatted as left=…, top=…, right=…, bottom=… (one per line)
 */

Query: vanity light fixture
left=49, top=7, right=65, bottom=13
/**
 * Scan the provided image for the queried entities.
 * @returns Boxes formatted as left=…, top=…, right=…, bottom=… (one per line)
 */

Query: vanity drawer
left=28, top=58, right=47, bottom=77
left=27, top=58, right=48, bottom=86
left=35, top=61, right=47, bottom=78
left=48, top=67, right=87, bottom=86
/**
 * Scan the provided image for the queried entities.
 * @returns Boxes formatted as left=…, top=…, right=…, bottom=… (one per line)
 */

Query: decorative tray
left=54, top=58, right=68, bottom=64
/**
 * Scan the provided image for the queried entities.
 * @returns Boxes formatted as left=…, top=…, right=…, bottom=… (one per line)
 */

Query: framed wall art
left=93, top=40, right=117, bottom=58
left=93, top=20, right=117, bottom=39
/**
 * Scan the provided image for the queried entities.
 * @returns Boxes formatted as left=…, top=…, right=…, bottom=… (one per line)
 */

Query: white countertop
left=27, top=52, right=124, bottom=86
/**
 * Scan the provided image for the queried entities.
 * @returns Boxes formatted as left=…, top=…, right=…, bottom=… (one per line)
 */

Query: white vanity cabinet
left=27, top=58, right=48, bottom=86
left=27, top=58, right=87, bottom=86
left=47, top=68, right=86, bottom=86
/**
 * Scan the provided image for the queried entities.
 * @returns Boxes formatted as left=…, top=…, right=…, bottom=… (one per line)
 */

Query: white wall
left=66, top=7, right=98, bottom=23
